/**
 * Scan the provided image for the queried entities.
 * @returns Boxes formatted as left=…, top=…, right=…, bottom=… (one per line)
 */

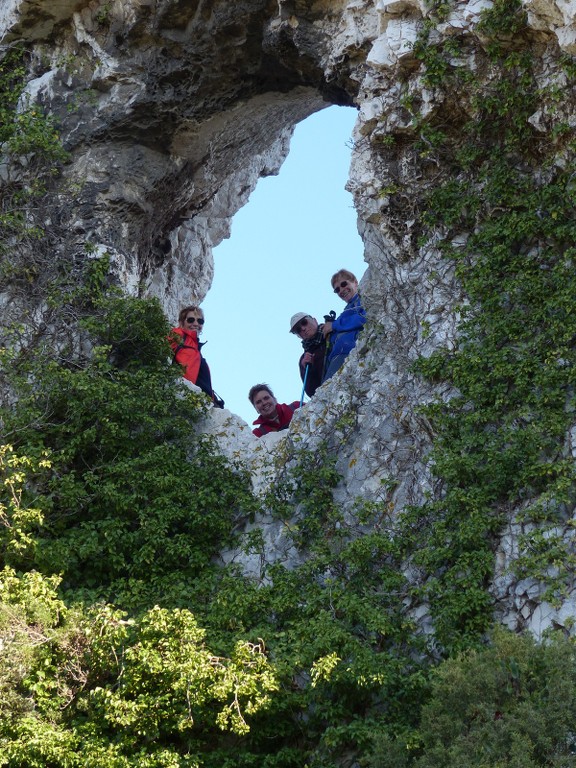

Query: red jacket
left=168, top=327, right=201, bottom=384
left=252, top=402, right=300, bottom=437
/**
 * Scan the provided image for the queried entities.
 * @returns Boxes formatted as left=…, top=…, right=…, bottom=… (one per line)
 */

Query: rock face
left=3, top=0, right=576, bottom=641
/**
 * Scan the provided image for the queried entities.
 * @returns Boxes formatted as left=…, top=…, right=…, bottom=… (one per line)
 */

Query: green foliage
left=0, top=264, right=277, bottom=764
left=0, top=42, right=69, bottom=294
left=95, top=2, right=113, bottom=25
left=0, top=47, right=27, bottom=144
left=0, top=445, right=50, bottom=564
left=476, top=0, right=527, bottom=37
left=0, top=44, right=67, bottom=174
left=77, top=606, right=277, bottom=742
left=267, top=445, right=342, bottom=548
left=0, top=45, right=66, bottom=162
left=2, top=273, right=255, bottom=608
left=0, top=566, right=66, bottom=742
left=0, top=597, right=278, bottom=766
left=189, top=450, right=430, bottom=768
left=398, top=0, right=576, bottom=652
left=367, top=629, right=576, bottom=768
left=0, top=361, right=427, bottom=767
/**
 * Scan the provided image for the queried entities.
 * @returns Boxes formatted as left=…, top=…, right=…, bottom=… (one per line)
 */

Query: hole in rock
left=202, top=105, right=366, bottom=425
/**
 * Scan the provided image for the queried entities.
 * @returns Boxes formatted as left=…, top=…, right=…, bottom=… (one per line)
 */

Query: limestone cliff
left=2, top=0, right=576, bottom=644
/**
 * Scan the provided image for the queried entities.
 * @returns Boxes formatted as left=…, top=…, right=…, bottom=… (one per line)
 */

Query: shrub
left=368, top=629, right=576, bottom=768
left=1, top=273, right=255, bottom=609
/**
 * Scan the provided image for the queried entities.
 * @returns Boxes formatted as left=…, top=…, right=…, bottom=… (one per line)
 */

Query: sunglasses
left=333, top=280, right=349, bottom=294
left=185, top=316, right=204, bottom=325
left=294, top=318, right=309, bottom=334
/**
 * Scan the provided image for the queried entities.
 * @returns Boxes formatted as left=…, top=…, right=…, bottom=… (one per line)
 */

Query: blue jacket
left=326, top=294, right=366, bottom=363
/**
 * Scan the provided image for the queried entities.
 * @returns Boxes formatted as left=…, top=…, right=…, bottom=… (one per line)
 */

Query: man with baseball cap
left=289, top=312, right=327, bottom=398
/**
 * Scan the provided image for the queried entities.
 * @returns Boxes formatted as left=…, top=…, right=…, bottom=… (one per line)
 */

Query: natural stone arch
left=3, top=0, right=576, bottom=642
left=1, top=0, right=361, bottom=320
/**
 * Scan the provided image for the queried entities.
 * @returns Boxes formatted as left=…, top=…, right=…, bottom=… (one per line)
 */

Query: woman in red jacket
left=169, top=305, right=223, bottom=407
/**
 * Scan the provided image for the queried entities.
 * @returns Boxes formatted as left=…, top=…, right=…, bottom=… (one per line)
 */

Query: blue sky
left=202, top=105, right=366, bottom=426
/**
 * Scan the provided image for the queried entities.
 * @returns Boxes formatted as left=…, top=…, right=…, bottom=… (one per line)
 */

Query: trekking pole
left=300, top=364, right=310, bottom=407
left=321, top=310, right=336, bottom=381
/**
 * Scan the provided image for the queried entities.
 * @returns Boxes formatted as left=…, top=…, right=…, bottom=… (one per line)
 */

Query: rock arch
left=2, top=0, right=360, bottom=319
left=3, top=0, right=576, bottom=639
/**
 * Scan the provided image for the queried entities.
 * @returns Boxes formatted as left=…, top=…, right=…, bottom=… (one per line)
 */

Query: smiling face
left=181, top=310, right=205, bottom=334
left=332, top=274, right=358, bottom=303
left=294, top=316, right=319, bottom=340
left=252, top=389, right=278, bottom=419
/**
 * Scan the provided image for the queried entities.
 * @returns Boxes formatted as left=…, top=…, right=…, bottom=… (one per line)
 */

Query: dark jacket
left=325, top=293, right=366, bottom=365
left=299, top=331, right=327, bottom=397
left=252, top=401, right=300, bottom=437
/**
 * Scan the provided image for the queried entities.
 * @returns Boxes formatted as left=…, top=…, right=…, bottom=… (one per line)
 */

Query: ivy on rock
left=400, top=0, right=576, bottom=650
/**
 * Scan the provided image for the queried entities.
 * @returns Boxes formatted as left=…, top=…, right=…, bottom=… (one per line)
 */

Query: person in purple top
left=321, top=269, right=366, bottom=382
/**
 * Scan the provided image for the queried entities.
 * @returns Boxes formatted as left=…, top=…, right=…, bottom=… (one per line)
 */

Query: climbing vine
left=0, top=44, right=67, bottom=244
left=392, top=0, right=576, bottom=651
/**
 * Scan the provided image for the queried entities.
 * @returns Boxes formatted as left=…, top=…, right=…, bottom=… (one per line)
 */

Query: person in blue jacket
left=321, top=269, right=366, bottom=382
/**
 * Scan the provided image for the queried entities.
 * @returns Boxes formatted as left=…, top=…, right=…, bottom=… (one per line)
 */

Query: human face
left=182, top=312, right=204, bottom=333
left=293, top=316, right=318, bottom=340
left=332, top=277, right=358, bottom=303
left=252, top=390, right=278, bottom=418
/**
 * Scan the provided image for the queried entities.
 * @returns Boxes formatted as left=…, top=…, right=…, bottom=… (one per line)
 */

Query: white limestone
left=2, top=0, right=576, bottom=642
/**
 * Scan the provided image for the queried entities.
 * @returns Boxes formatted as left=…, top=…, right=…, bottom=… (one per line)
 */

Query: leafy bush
left=0, top=274, right=276, bottom=764
left=0, top=583, right=278, bottom=766
left=1, top=282, right=255, bottom=609
left=367, top=629, right=576, bottom=768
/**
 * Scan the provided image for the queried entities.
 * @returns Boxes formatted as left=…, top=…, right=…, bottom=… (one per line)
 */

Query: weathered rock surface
left=3, top=0, right=576, bottom=641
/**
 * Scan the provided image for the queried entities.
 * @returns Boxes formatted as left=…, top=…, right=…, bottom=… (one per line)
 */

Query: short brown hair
left=248, top=383, right=274, bottom=404
left=331, top=269, right=357, bottom=287
left=178, top=305, right=203, bottom=325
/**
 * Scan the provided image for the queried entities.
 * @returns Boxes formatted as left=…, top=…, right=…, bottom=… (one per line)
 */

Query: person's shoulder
left=289, top=401, right=301, bottom=410
left=347, top=294, right=365, bottom=315
left=168, top=327, right=184, bottom=346
left=252, top=423, right=265, bottom=436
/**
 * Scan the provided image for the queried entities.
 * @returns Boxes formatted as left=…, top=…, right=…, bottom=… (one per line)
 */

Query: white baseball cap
left=289, top=312, right=309, bottom=332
